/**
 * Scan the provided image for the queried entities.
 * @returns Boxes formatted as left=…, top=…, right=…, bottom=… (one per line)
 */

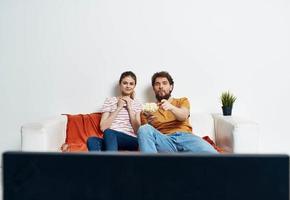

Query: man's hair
left=119, top=71, right=137, bottom=85
left=151, top=71, right=174, bottom=87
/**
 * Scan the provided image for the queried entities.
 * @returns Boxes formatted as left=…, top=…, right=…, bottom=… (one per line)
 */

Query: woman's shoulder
left=132, top=98, right=142, bottom=104
left=104, top=97, right=118, bottom=104
left=132, top=98, right=143, bottom=109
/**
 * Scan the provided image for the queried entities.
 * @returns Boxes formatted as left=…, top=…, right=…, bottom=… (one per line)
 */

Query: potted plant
left=220, top=91, right=237, bottom=116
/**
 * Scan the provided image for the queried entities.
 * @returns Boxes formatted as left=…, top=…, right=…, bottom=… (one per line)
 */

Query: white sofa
left=21, top=113, right=260, bottom=153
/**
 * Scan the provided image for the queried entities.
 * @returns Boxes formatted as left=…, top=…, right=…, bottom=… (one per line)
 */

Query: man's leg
left=87, top=137, right=104, bottom=151
left=172, top=133, right=218, bottom=153
left=137, top=124, right=177, bottom=153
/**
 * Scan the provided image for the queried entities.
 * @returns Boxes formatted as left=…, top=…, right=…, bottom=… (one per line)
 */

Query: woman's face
left=120, top=76, right=136, bottom=96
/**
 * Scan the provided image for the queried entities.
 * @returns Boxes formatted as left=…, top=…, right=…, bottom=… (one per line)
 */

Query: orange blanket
left=202, top=136, right=224, bottom=153
left=61, top=113, right=103, bottom=152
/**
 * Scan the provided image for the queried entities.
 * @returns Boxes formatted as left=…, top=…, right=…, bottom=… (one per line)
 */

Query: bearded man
left=138, top=71, right=218, bottom=153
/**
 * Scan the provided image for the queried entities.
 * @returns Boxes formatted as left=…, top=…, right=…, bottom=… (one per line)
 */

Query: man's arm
left=170, top=106, right=190, bottom=121
left=159, top=99, right=190, bottom=121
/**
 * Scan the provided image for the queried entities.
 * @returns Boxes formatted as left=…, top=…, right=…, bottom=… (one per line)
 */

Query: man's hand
left=160, top=99, right=190, bottom=121
left=159, top=99, right=175, bottom=111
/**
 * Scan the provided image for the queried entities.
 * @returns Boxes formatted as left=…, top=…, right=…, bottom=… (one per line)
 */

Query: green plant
left=221, top=91, right=237, bottom=107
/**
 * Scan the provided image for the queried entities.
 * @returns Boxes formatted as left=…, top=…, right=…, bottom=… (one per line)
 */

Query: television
left=3, top=152, right=289, bottom=200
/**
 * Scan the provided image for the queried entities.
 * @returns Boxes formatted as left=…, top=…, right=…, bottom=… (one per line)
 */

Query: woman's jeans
left=137, top=124, right=218, bottom=153
left=104, top=129, right=138, bottom=151
left=87, top=129, right=138, bottom=151
left=87, top=137, right=104, bottom=151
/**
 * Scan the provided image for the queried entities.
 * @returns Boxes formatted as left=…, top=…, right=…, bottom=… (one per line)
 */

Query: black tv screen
left=3, top=152, right=289, bottom=200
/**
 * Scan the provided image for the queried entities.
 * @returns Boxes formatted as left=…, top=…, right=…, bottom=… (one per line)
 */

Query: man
left=137, top=71, right=218, bottom=153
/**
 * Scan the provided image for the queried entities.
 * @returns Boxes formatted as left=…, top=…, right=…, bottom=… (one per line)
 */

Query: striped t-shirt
left=101, top=97, right=142, bottom=137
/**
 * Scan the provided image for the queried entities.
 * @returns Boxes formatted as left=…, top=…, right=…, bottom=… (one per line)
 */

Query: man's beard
left=155, top=91, right=171, bottom=102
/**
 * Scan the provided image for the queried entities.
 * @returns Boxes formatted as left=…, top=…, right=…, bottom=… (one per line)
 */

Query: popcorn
left=142, top=103, right=159, bottom=113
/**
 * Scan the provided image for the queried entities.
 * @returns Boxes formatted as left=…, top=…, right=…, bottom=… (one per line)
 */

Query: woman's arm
left=128, top=110, right=141, bottom=134
left=100, top=98, right=125, bottom=132
left=122, top=96, right=141, bottom=133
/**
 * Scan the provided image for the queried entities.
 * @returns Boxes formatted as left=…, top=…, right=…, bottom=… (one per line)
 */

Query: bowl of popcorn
left=142, top=102, right=159, bottom=113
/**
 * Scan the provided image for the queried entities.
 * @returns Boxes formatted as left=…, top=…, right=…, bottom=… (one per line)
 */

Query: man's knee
left=186, top=134, right=218, bottom=153
left=137, top=124, right=154, bottom=138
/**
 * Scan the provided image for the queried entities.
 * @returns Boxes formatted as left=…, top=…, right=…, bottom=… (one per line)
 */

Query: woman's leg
left=87, top=137, right=104, bottom=151
left=103, top=129, right=138, bottom=151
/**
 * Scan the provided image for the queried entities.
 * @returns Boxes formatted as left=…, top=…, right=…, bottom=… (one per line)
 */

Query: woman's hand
left=121, top=96, right=133, bottom=110
left=117, top=97, right=126, bottom=110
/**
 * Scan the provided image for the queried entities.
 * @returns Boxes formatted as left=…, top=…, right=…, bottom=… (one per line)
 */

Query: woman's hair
left=151, top=71, right=174, bottom=86
left=119, top=71, right=137, bottom=85
left=119, top=71, right=137, bottom=99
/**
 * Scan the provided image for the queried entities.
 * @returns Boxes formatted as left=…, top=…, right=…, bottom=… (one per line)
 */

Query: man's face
left=153, top=77, right=173, bottom=102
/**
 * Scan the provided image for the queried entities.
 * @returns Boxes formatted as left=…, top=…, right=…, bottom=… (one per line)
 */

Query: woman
left=87, top=71, right=142, bottom=151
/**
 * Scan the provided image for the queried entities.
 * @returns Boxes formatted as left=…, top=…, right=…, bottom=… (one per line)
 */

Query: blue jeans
left=137, top=124, right=218, bottom=153
left=87, top=137, right=104, bottom=151
left=103, top=129, right=138, bottom=151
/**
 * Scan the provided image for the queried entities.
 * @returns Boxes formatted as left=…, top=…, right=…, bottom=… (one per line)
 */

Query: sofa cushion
left=190, top=113, right=215, bottom=141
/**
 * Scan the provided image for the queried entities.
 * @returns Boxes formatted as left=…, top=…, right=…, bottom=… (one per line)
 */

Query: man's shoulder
left=178, top=97, right=189, bottom=101
left=171, top=97, right=190, bottom=108
left=172, top=97, right=189, bottom=103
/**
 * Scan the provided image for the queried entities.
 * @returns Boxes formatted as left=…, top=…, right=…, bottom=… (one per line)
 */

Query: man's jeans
left=137, top=124, right=218, bottom=153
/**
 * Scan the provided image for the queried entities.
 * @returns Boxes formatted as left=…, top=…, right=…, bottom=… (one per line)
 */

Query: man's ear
left=170, top=85, right=173, bottom=92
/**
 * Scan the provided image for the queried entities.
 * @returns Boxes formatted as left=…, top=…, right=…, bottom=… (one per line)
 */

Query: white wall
left=1, top=0, right=290, bottom=155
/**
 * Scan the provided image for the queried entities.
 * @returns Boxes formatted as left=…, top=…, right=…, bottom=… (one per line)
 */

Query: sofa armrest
left=213, top=114, right=260, bottom=153
left=21, top=115, right=67, bottom=151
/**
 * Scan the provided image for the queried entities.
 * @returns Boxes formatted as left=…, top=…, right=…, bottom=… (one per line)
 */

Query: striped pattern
left=101, top=97, right=142, bottom=137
